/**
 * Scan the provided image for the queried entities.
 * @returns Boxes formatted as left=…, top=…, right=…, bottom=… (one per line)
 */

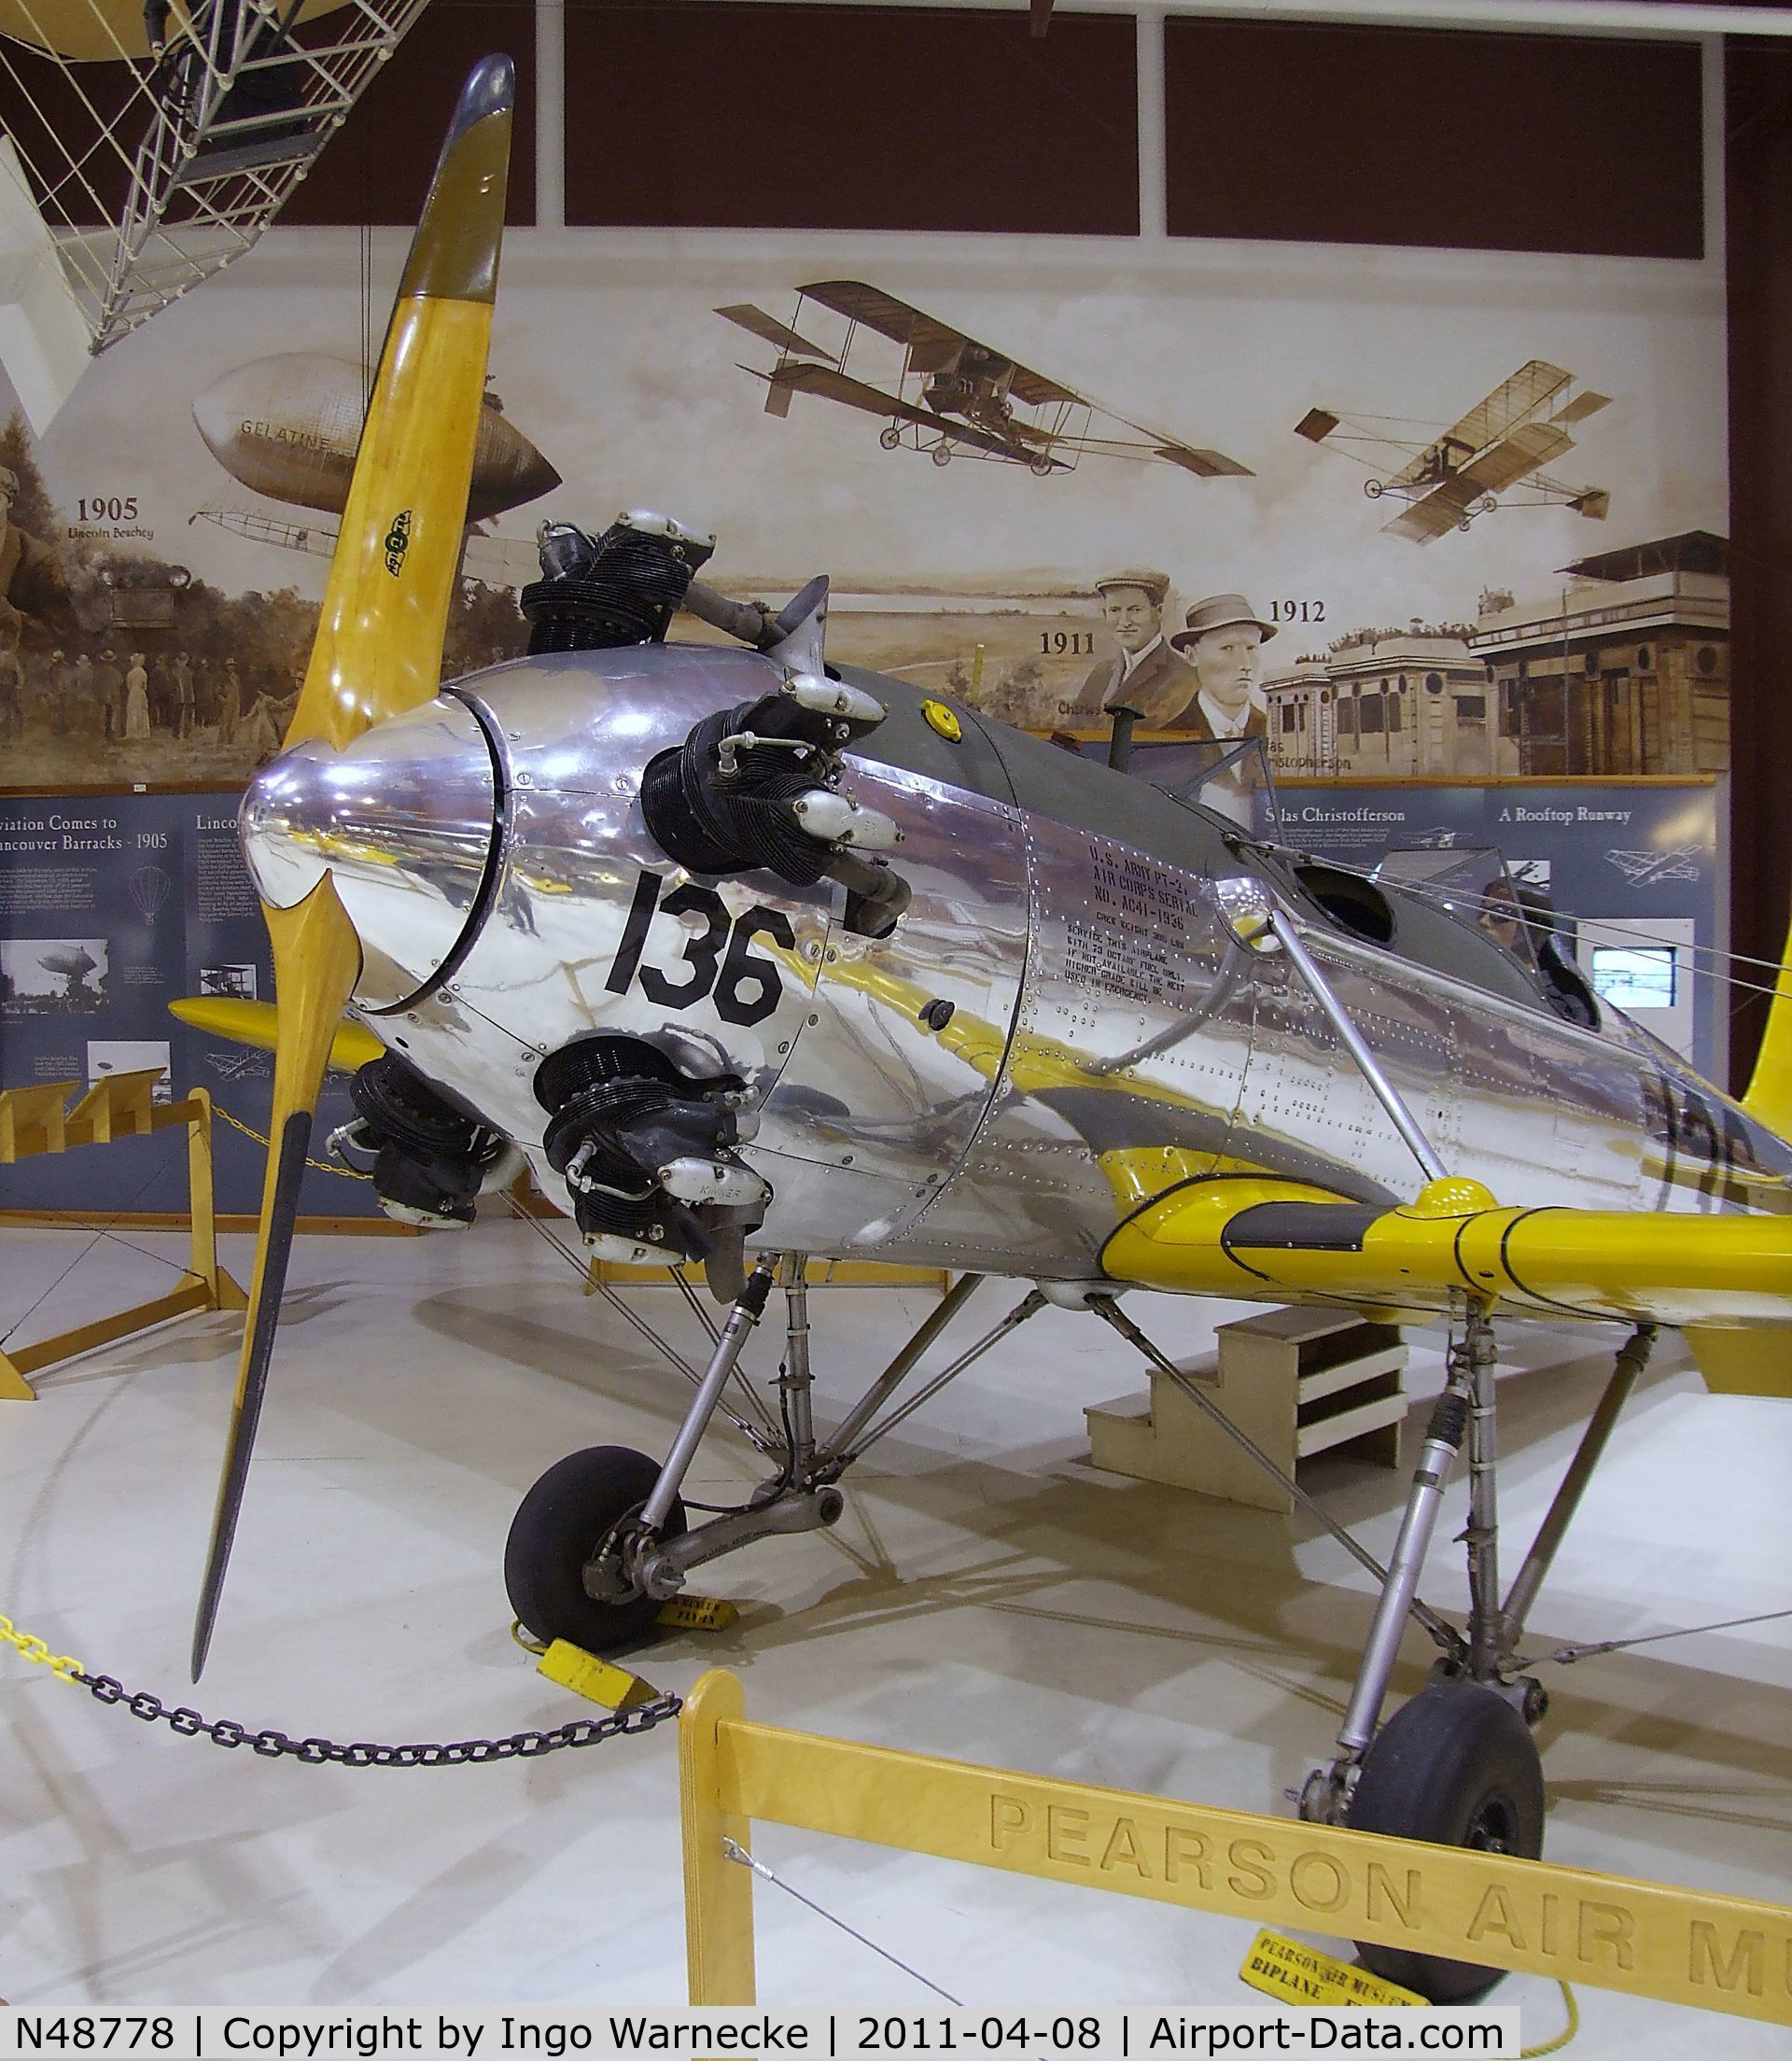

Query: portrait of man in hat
left=1071, top=568, right=1197, bottom=728
left=1167, top=592, right=1275, bottom=741
left=0, top=464, right=70, bottom=641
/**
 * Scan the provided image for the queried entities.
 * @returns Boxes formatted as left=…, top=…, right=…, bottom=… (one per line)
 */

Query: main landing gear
left=508, top=1259, right=1657, bottom=2003
left=1089, top=1291, right=1657, bottom=2002
left=506, top=1256, right=1042, bottom=1656
left=1300, top=1308, right=1657, bottom=1999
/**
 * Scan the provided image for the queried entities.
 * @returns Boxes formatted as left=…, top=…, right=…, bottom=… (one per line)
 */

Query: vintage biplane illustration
left=1607, top=844, right=1704, bottom=887
left=1295, top=361, right=1613, bottom=543
left=717, top=281, right=1253, bottom=480
left=175, top=59, right=1792, bottom=2006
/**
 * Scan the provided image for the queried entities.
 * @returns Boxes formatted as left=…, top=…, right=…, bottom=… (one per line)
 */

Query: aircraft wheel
left=1347, top=1680, right=1544, bottom=2002
left=879, top=426, right=903, bottom=450
left=1029, top=455, right=1055, bottom=477
left=505, top=1445, right=687, bottom=1655
left=1365, top=479, right=1384, bottom=499
left=931, top=443, right=952, bottom=467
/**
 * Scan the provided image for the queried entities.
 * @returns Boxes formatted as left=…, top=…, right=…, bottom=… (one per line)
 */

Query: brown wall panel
left=281, top=0, right=536, bottom=226
left=562, top=3, right=1137, bottom=234
left=1166, top=18, right=1704, bottom=259
left=1724, top=36, right=1792, bottom=1090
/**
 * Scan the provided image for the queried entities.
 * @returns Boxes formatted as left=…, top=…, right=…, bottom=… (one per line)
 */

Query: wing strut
left=1217, top=879, right=1448, bottom=1184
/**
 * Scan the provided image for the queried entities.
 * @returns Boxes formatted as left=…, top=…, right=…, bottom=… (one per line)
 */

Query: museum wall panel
left=1163, top=18, right=1706, bottom=259
left=559, top=3, right=1139, bottom=234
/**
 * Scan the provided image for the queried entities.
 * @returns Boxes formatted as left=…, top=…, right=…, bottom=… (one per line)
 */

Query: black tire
left=1347, top=1680, right=1545, bottom=2003
left=504, top=1445, right=686, bottom=1656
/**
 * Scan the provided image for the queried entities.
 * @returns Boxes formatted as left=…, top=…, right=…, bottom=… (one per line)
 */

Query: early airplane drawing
left=1607, top=845, right=1703, bottom=886
left=1295, top=361, right=1612, bottom=543
left=719, top=281, right=1253, bottom=480
left=174, top=59, right=1792, bottom=2008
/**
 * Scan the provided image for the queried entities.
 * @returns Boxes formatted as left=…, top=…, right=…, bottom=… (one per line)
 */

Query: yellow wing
left=1101, top=1172, right=1792, bottom=1333
left=168, top=996, right=385, bottom=1074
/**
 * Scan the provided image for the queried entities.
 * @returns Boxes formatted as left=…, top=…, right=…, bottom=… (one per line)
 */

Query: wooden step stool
left=1085, top=1307, right=1407, bottom=1511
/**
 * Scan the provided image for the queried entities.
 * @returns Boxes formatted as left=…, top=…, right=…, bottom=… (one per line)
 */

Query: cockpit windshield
left=1374, top=847, right=1601, bottom=1028
left=1143, top=734, right=1281, bottom=838
left=1372, top=848, right=1542, bottom=975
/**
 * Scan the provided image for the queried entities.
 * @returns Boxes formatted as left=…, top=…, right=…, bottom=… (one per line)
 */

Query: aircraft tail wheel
left=879, top=426, right=903, bottom=450
left=504, top=1445, right=687, bottom=1655
left=931, top=443, right=952, bottom=467
left=1347, top=1680, right=1545, bottom=2002
left=1365, top=480, right=1384, bottom=499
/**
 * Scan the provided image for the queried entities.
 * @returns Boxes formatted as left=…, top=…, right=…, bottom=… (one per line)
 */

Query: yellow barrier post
left=680, top=1668, right=758, bottom=2005
left=186, top=1087, right=247, bottom=1317
left=680, top=1669, right=1792, bottom=2025
left=0, top=1073, right=248, bottom=1398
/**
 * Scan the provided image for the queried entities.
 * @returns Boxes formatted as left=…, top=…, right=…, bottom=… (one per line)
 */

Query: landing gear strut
left=506, top=1256, right=1044, bottom=1653
left=1095, top=1289, right=1657, bottom=2003
left=1304, top=1307, right=1656, bottom=1999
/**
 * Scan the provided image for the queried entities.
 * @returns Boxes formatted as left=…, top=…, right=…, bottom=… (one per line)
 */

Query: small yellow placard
left=538, top=1638, right=657, bottom=1711
left=656, top=1594, right=739, bottom=1633
left=1239, top=1928, right=1424, bottom=2009
left=921, top=698, right=962, bottom=742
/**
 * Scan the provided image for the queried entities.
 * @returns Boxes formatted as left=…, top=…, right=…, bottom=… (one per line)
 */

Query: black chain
left=75, top=1670, right=680, bottom=1764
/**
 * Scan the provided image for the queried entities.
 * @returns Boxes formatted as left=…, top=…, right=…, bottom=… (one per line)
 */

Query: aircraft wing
left=797, top=280, right=1081, bottom=403
left=1380, top=476, right=1481, bottom=543
left=1455, top=420, right=1575, bottom=494
left=764, top=361, right=1066, bottom=464
left=1381, top=360, right=1574, bottom=491
left=169, top=995, right=384, bottom=1073
left=1101, top=1176, right=1792, bottom=1330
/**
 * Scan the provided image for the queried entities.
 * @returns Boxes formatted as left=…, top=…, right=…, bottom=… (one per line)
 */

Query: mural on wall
left=0, top=225, right=1728, bottom=790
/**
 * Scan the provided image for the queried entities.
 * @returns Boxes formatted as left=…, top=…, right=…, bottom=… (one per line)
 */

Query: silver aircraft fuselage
left=241, top=644, right=1792, bottom=1287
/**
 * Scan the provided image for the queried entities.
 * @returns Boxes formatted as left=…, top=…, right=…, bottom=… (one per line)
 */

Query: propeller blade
left=190, top=878, right=361, bottom=1680
left=285, top=51, right=514, bottom=755
left=190, top=54, right=516, bottom=1677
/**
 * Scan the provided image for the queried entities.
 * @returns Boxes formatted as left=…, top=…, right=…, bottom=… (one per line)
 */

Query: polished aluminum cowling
left=239, top=694, right=500, bottom=1014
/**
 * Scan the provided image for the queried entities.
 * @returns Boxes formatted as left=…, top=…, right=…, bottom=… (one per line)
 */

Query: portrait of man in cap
left=1071, top=568, right=1197, bottom=728
left=1167, top=592, right=1275, bottom=741
left=0, top=464, right=70, bottom=641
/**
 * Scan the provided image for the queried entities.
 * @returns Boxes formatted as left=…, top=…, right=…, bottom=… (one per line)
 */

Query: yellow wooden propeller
left=190, top=54, right=514, bottom=1679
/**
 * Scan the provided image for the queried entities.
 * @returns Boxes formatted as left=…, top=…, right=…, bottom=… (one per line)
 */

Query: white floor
left=1, top=1219, right=1787, bottom=2053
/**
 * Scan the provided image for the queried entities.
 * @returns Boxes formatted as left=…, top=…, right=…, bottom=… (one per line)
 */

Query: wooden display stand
left=1085, top=1307, right=1407, bottom=1511
left=0, top=1072, right=247, bottom=1399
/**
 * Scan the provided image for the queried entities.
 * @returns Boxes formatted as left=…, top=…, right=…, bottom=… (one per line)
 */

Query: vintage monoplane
left=717, top=281, right=1253, bottom=479
left=179, top=60, right=1792, bottom=2005
left=1295, top=362, right=1612, bottom=543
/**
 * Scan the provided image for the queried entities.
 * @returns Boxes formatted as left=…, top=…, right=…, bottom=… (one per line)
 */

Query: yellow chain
left=1520, top=1982, right=1580, bottom=2056
left=0, top=1612, right=84, bottom=1685
left=213, top=1101, right=371, bottom=1179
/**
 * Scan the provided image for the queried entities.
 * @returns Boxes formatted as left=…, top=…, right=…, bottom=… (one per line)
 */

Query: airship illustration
left=192, top=353, right=560, bottom=522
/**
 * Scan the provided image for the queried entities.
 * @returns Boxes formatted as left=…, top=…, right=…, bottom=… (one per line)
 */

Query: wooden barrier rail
left=0, top=1072, right=246, bottom=1399
left=679, top=1668, right=1792, bottom=2026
